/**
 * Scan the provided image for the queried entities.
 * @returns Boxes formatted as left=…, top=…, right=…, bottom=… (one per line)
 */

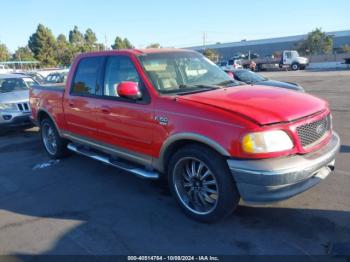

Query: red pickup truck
left=30, top=49, right=340, bottom=222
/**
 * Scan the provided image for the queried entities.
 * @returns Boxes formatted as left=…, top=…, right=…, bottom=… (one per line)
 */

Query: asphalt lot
left=0, top=70, right=349, bottom=256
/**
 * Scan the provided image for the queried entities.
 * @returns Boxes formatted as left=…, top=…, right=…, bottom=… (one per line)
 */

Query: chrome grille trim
left=17, top=102, right=31, bottom=112
left=297, top=114, right=331, bottom=148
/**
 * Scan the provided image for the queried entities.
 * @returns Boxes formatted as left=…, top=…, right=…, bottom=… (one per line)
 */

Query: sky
left=1, top=0, right=349, bottom=52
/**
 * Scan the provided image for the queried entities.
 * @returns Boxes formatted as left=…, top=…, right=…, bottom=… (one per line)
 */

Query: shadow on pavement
left=0, top=159, right=349, bottom=257
left=0, top=127, right=349, bottom=258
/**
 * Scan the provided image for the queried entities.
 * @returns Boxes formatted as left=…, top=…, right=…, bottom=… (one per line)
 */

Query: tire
left=168, top=145, right=240, bottom=223
left=291, top=63, right=299, bottom=71
left=40, top=118, right=69, bottom=159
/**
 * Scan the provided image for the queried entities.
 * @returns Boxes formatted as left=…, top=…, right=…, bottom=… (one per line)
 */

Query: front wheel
left=168, top=145, right=240, bottom=223
left=291, top=63, right=299, bottom=71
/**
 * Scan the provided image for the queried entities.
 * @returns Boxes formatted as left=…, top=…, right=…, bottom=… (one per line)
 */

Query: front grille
left=17, top=102, right=30, bottom=112
left=297, top=114, right=331, bottom=148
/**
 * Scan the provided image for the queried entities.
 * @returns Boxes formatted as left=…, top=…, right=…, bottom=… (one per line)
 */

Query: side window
left=71, top=56, right=104, bottom=95
left=104, top=56, right=140, bottom=97
left=285, top=52, right=292, bottom=59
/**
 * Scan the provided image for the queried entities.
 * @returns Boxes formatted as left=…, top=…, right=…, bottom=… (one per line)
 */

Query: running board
left=67, top=143, right=159, bottom=179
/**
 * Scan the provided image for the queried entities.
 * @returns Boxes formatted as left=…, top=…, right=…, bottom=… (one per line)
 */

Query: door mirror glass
left=116, top=81, right=142, bottom=100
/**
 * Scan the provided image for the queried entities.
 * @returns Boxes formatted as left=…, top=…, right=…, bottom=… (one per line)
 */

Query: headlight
left=0, top=103, right=17, bottom=111
left=242, top=130, right=294, bottom=153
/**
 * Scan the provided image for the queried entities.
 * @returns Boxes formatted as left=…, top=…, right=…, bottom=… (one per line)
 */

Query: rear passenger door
left=63, top=56, right=104, bottom=139
left=94, top=55, right=155, bottom=157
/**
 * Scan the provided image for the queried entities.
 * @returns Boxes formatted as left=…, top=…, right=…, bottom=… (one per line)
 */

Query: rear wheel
left=40, top=118, right=68, bottom=159
left=168, top=145, right=240, bottom=223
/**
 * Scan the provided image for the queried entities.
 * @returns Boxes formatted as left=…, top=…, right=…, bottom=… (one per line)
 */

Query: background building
left=188, top=30, right=350, bottom=60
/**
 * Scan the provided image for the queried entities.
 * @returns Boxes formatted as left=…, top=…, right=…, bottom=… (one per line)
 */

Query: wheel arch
left=155, top=133, right=230, bottom=174
left=37, top=109, right=62, bottom=136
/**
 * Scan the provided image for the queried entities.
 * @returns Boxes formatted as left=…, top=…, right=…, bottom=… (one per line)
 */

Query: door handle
left=101, top=106, right=111, bottom=114
left=68, top=102, right=75, bottom=107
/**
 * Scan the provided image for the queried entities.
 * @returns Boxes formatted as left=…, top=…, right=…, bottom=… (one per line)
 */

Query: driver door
left=94, top=55, right=155, bottom=157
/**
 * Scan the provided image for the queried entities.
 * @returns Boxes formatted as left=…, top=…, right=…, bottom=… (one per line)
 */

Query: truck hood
left=0, top=90, right=29, bottom=103
left=178, top=85, right=326, bottom=125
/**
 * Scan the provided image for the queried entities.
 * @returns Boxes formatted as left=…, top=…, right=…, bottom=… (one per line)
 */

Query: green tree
left=56, top=34, right=74, bottom=66
left=13, top=46, right=35, bottom=61
left=84, top=28, right=98, bottom=51
left=146, top=43, right=161, bottom=49
left=0, top=42, right=11, bottom=61
left=69, top=26, right=85, bottom=49
left=111, top=37, right=134, bottom=49
left=123, top=38, right=133, bottom=49
left=297, top=28, right=333, bottom=55
left=28, top=24, right=57, bottom=66
left=203, top=48, right=219, bottom=62
left=96, top=43, right=105, bottom=51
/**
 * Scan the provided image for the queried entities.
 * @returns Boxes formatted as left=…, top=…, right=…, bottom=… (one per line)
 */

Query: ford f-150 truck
left=30, top=49, right=340, bottom=222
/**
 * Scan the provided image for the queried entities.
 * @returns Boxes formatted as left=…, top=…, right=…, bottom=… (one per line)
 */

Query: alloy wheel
left=173, top=157, right=219, bottom=215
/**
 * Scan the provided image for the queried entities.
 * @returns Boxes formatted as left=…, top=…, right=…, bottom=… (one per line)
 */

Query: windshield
left=139, top=51, right=240, bottom=94
left=234, top=70, right=267, bottom=83
left=0, top=78, right=30, bottom=93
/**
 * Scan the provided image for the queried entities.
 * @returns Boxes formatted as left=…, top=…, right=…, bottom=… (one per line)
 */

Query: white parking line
left=32, top=160, right=60, bottom=170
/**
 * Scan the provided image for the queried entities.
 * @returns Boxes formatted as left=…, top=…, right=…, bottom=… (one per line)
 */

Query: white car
left=0, top=74, right=38, bottom=128
left=0, top=64, right=13, bottom=74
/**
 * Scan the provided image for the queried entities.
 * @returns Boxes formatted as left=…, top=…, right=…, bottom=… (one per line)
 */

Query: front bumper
left=227, top=132, right=340, bottom=203
left=0, top=112, right=32, bottom=127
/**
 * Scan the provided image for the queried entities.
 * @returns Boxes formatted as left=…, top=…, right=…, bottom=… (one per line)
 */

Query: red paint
left=30, top=49, right=332, bottom=163
left=117, top=81, right=141, bottom=99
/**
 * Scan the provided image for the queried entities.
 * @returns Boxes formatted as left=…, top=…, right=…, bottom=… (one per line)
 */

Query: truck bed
left=29, top=84, right=66, bottom=126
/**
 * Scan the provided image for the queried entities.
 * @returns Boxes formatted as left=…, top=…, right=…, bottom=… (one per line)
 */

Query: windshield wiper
left=176, top=84, right=220, bottom=95
left=215, top=80, right=241, bottom=87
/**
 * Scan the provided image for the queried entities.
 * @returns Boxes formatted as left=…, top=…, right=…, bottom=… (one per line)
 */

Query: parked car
left=224, top=69, right=305, bottom=92
left=0, top=64, right=13, bottom=74
left=24, top=72, right=46, bottom=84
left=0, top=74, right=38, bottom=128
left=218, top=58, right=243, bottom=70
left=30, top=49, right=340, bottom=222
left=45, top=72, right=68, bottom=84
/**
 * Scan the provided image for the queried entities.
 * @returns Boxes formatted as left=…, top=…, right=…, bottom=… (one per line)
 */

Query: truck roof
left=77, top=48, right=196, bottom=58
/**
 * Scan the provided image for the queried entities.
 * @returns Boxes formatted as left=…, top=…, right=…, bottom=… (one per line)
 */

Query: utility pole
left=104, top=34, right=108, bottom=50
left=202, top=32, right=207, bottom=50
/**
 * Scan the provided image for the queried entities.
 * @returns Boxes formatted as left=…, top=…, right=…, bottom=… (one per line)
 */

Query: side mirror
left=116, top=81, right=142, bottom=100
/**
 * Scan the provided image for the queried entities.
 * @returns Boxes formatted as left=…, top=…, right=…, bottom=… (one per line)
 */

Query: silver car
left=0, top=74, right=38, bottom=127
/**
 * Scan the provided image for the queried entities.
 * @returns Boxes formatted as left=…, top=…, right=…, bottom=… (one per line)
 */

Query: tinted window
left=104, top=56, right=140, bottom=97
left=72, top=57, right=104, bottom=95
left=0, top=78, right=28, bottom=93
